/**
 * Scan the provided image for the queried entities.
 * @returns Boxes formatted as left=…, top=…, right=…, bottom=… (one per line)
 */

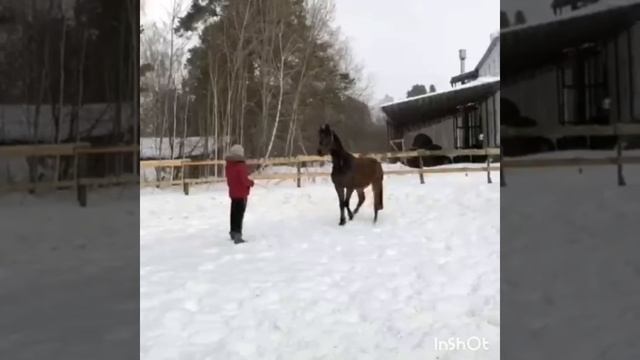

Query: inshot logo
left=433, top=336, right=489, bottom=351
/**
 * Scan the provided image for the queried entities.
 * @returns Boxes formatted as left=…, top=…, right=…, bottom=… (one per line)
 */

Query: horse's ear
left=323, top=123, right=330, bottom=131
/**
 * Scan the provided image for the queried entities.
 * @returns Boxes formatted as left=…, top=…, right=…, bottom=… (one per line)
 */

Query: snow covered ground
left=0, top=188, right=139, bottom=359
left=140, top=172, right=500, bottom=359
left=501, top=165, right=640, bottom=359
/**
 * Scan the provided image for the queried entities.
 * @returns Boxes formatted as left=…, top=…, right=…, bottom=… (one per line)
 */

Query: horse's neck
left=330, top=135, right=354, bottom=171
left=330, top=149, right=351, bottom=161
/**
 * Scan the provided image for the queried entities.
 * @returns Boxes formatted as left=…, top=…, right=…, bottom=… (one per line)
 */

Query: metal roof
left=381, top=78, right=500, bottom=131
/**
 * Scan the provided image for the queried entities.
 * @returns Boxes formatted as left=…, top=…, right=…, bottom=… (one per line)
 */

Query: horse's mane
left=331, top=130, right=345, bottom=152
left=329, top=130, right=354, bottom=173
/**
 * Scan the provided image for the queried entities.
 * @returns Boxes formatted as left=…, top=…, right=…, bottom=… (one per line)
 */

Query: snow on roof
left=502, top=0, right=640, bottom=34
left=0, top=103, right=133, bottom=142
left=380, top=76, right=500, bottom=108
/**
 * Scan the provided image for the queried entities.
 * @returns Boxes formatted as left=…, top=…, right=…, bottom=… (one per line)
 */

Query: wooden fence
left=501, top=123, right=640, bottom=186
left=0, top=143, right=139, bottom=206
left=140, top=148, right=502, bottom=195
left=6, top=121, right=639, bottom=207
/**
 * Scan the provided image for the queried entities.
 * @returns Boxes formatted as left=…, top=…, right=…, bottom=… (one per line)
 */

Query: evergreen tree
left=514, top=10, right=527, bottom=25
left=407, top=84, right=428, bottom=98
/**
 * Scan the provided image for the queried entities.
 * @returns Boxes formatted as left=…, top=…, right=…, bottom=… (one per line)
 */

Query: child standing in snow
left=225, top=144, right=254, bottom=244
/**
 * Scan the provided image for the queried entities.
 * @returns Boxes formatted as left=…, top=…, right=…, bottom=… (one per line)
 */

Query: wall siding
left=634, top=22, right=640, bottom=121
left=503, top=22, right=639, bottom=128
left=401, top=90, right=500, bottom=150
left=478, top=39, right=500, bottom=78
left=501, top=67, right=559, bottom=128
left=608, top=21, right=640, bottom=123
left=403, top=117, right=456, bottom=150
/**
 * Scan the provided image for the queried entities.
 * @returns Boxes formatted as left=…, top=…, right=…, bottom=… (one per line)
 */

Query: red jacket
left=225, top=160, right=254, bottom=199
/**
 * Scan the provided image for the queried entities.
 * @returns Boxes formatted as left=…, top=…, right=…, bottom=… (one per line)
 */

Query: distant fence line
left=501, top=123, right=640, bottom=186
left=140, top=148, right=502, bottom=195
left=0, top=143, right=139, bottom=205
left=4, top=123, right=639, bottom=207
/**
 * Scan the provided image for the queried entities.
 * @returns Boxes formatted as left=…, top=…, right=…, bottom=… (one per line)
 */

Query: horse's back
left=352, top=157, right=383, bottom=187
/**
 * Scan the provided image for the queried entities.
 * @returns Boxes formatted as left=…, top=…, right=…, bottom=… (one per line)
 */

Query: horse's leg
left=372, top=178, right=383, bottom=223
left=345, top=187, right=355, bottom=220
left=335, top=185, right=346, bottom=226
left=352, top=189, right=366, bottom=216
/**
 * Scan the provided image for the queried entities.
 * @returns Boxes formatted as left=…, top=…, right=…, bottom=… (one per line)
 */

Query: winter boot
left=230, top=231, right=245, bottom=244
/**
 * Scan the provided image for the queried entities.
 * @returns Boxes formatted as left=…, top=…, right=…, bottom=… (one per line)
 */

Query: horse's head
left=317, top=124, right=334, bottom=156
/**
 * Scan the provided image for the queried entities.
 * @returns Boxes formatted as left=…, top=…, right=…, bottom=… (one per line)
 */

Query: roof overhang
left=501, top=1, right=640, bottom=82
left=381, top=79, right=500, bottom=131
left=450, top=69, right=479, bottom=86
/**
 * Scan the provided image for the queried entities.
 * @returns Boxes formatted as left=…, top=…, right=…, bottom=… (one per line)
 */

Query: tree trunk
left=54, top=19, right=67, bottom=183
left=264, top=24, right=287, bottom=160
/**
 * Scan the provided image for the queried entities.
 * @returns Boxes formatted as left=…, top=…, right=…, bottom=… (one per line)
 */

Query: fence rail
left=501, top=123, right=640, bottom=138
left=501, top=123, right=640, bottom=186
left=0, top=143, right=139, bottom=205
left=141, top=148, right=502, bottom=194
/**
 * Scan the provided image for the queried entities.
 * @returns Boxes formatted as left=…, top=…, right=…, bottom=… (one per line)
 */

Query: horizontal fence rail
left=0, top=143, right=139, bottom=205
left=140, top=148, right=502, bottom=193
left=501, top=123, right=640, bottom=186
left=501, top=123, right=640, bottom=138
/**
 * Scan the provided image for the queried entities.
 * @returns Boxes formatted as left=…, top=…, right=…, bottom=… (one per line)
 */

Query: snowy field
left=141, top=172, right=501, bottom=359
left=502, top=165, right=640, bottom=359
left=0, top=188, right=139, bottom=359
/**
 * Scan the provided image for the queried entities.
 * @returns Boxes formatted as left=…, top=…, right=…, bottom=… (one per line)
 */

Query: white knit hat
left=227, top=144, right=245, bottom=158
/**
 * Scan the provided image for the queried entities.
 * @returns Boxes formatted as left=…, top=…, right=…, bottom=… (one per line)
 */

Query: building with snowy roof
left=381, top=33, right=500, bottom=153
left=501, top=0, right=640, bottom=155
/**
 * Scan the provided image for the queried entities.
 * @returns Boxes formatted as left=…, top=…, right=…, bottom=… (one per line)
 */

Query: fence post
left=500, top=149, right=506, bottom=187
left=485, top=149, right=492, bottom=184
left=74, top=152, right=80, bottom=201
left=296, top=159, right=302, bottom=188
left=617, top=133, right=626, bottom=186
left=417, top=152, right=425, bottom=184
left=182, top=163, right=189, bottom=195
left=75, top=151, right=87, bottom=207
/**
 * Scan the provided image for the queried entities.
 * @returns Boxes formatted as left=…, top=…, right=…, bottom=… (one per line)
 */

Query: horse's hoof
left=339, top=219, right=346, bottom=226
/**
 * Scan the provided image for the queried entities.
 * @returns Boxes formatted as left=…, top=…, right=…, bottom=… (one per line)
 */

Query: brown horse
left=317, top=124, right=384, bottom=225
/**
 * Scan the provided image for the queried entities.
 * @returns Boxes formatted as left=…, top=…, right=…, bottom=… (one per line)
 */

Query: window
left=454, top=104, right=483, bottom=149
left=557, top=44, right=609, bottom=125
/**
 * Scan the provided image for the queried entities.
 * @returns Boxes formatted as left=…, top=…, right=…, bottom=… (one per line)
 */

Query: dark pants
left=230, top=198, right=247, bottom=234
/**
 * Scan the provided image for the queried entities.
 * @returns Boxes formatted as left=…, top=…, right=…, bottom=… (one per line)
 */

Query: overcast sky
left=143, top=0, right=507, bottom=101
left=333, top=0, right=499, bottom=101
left=502, top=0, right=556, bottom=23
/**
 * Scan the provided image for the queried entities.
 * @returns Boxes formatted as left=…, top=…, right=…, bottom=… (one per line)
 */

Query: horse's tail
left=373, top=164, right=383, bottom=221
left=375, top=181, right=383, bottom=210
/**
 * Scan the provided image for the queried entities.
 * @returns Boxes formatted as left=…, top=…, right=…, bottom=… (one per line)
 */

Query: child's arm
left=242, top=165, right=254, bottom=187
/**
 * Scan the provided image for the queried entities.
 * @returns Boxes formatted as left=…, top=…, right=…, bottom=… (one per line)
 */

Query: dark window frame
left=557, top=43, right=609, bottom=125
